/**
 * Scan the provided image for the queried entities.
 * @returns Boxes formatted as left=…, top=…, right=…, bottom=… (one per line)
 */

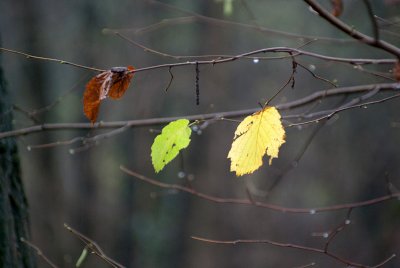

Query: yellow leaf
left=227, top=106, right=285, bottom=176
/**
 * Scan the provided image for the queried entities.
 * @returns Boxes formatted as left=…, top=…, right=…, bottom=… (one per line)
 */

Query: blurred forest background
left=1, top=0, right=400, bottom=267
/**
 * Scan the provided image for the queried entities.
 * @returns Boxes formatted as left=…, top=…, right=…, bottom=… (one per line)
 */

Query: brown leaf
left=83, top=66, right=135, bottom=123
left=83, top=72, right=109, bottom=123
left=331, top=0, right=343, bottom=17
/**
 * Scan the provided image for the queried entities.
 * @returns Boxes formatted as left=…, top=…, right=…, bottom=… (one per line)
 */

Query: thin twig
left=64, top=224, right=125, bottom=268
left=113, top=31, right=315, bottom=62
left=260, top=105, right=336, bottom=197
left=103, top=17, right=197, bottom=36
left=191, top=234, right=395, bottom=267
left=191, top=236, right=364, bottom=267
left=131, top=46, right=396, bottom=74
left=165, top=67, right=174, bottom=91
left=195, top=62, right=200, bottom=105
left=375, top=16, right=400, bottom=29
left=265, top=65, right=295, bottom=106
left=27, top=136, right=85, bottom=150
left=287, top=87, right=380, bottom=123
left=28, top=74, right=90, bottom=116
left=120, top=166, right=400, bottom=268
left=114, top=32, right=178, bottom=58
left=362, top=0, right=379, bottom=42
left=370, top=254, right=397, bottom=268
left=0, top=47, right=105, bottom=72
left=20, top=238, right=59, bottom=268
left=323, top=209, right=352, bottom=252
left=351, top=64, right=395, bottom=81
left=288, top=91, right=400, bottom=127
left=120, top=166, right=400, bottom=214
left=26, top=125, right=132, bottom=151
left=12, top=104, right=40, bottom=124
left=296, top=61, right=337, bottom=87
left=293, top=263, right=315, bottom=268
left=9, top=75, right=88, bottom=125
left=265, top=94, right=348, bottom=197
left=144, top=0, right=355, bottom=43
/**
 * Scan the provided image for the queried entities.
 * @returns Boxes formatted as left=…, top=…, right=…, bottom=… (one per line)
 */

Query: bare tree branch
left=141, top=0, right=353, bottom=43
left=259, top=94, right=348, bottom=197
left=293, top=263, right=316, bottom=268
left=131, top=46, right=397, bottom=74
left=288, top=89, right=400, bottom=127
left=190, top=235, right=395, bottom=268
left=64, top=224, right=125, bottom=268
left=114, top=29, right=397, bottom=75
left=0, top=48, right=105, bottom=72
left=323, top=209, right=352, bottom=252
left=304, top=0, right=400, bottom=58
left=1, top=46, right=396, bottom=78
left=120, top=167, right=400, bottom=214
left=20, top=238, right=59, bottom=268
left=1, top=83, right=398, bottom=140
left=362, top=0, right=379, bottom=42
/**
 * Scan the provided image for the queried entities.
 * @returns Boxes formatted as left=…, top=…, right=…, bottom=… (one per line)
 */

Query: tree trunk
left=0, top=50, right=36, bottom=267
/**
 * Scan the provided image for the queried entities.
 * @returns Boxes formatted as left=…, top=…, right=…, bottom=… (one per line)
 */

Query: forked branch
left=120, top=166, right=400, bottom=214
left=64, top=224, right=125, bottom=268
left=304, top=0, right=400, bottom=58
left=191, top=236, right=396, bottom=268
left=0, top=82, right=398, bottom=140
left=20, top=238, right=59, bottom=268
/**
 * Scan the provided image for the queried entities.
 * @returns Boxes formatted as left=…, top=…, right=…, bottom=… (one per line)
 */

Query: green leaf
left=151, top=119, right=192, bottom=173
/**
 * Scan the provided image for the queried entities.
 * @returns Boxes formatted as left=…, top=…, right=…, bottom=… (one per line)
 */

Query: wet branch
left=120, top=166, right=400, bottom=214
left=0, top=48, right=105, bottom=72
left=304, top=0, right=400, bottom=58
left=0, top=82, right=398, bottom=140
left=20, top=238, right=59, bottom=268
left=288, top=89, right=400, bottom=127
left=64, top=224, right=125, bottom=268
left=1, top=46, right=396, bottom=77
left=191, top=235, right=396, bottom=268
